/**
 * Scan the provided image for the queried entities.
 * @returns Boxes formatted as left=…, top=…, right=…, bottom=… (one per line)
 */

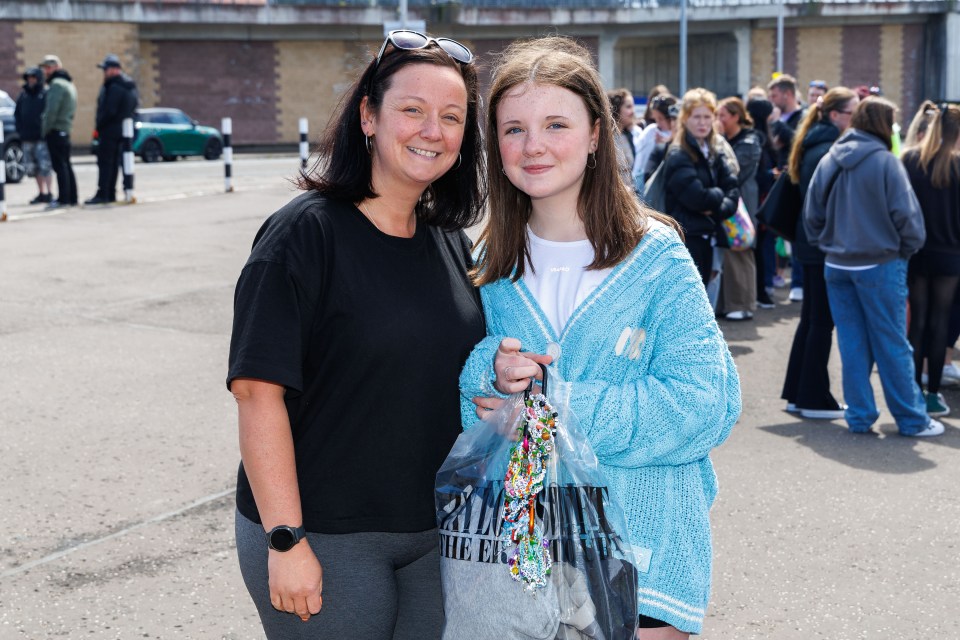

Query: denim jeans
left=824, top=259, right=930, bottom=434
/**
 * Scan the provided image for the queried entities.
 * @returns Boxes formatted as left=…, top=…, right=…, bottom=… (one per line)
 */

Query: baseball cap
left=97, top=54, right=122, bottom=69
left=40, top=54, right=62, bottom=67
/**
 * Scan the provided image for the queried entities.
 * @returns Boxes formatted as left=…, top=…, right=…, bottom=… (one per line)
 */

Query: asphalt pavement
left=1, top=156, right=958, bottom=639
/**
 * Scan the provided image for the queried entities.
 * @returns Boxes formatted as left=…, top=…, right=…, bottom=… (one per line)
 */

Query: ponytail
left=918, top=103, right=960, bottom=189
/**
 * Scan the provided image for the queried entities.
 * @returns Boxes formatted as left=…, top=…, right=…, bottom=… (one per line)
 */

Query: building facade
left=1, top=0, right=956, bottom=145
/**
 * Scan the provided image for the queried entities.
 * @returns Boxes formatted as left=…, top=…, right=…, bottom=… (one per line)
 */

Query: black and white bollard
left=299, top=117, right=309, bottom=170
left=121, top=117, right=136, bottom=204
left=222, top=117, right=233, bottom=193
left=0, top=127, right=7, bottom=222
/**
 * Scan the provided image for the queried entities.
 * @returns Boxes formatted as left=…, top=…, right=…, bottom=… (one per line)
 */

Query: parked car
left=0, top=90, right=25, bottom=184
left=92, top=107, right=223, bottom=163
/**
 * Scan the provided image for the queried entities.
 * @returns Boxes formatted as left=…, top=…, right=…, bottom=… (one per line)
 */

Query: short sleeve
left=227, top=261, right=309, bottom=393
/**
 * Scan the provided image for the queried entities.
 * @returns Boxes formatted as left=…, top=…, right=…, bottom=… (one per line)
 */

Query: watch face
left=270, top=528, right=296, bottom=551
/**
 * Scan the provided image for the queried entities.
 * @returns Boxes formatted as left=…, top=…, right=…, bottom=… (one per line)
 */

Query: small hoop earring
left=452, top=153, right=462, bottom=170
left=365, top=135, right=372, bottom=154
left=586, top=153, right=597, bottom=169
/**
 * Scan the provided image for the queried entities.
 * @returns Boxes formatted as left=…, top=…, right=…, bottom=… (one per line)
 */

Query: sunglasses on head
left=369, top=30, right=473, bottom=86
left=809, top=81, right=828, bottom=89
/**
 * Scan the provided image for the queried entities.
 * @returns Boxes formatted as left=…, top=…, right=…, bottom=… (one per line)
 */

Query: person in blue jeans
left=804, top=97, right=943, bottom=437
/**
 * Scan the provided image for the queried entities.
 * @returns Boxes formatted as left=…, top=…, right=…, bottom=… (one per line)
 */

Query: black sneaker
left=756, top=292, right=776, bottom=309
left=84, top=196, right=111, bottom=206
left=30, top=193, right=52, bottom=205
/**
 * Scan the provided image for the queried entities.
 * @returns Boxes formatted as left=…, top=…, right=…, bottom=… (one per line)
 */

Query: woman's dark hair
left=608, top=87, right=632, bottom=131
left=718, top=97, right=754, bottom=128
left=643, top=84, right=671, bottom=125
left=787, top=86, right=857, bottom=183
left=297, top=41, right=486, bottom=231
left=473, top=37, right=680, bottom=286
left=851, top=96, right=897, bottom=151
left=649, top=93, right=678, bottom=121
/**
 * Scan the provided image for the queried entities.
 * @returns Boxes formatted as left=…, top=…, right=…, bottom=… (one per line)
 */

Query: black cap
left=97, top=54, right=121, bottom=69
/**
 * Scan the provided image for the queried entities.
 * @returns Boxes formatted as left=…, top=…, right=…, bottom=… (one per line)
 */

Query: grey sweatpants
left=236, top=510, right=444, bottom=640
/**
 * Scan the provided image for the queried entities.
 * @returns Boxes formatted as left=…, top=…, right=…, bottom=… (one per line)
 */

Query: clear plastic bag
left=436, top=366, right=639, bottom=640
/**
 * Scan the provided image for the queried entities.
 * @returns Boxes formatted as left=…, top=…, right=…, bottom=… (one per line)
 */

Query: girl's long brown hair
left=850, top=96, right=897, bottom=151
left=917, top=103, right=960, bottom=189
left=472, top=37, right=679, bottom=286
left=787, top=86, right=857, bottom=184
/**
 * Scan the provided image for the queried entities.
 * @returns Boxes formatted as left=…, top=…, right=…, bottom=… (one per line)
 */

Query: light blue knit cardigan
left=459, top=220, right=741, bottom=634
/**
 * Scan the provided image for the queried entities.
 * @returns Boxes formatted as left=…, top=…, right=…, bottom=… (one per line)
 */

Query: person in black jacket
left=781, top=87, right=858, bottom=419
left=903, top=103, right=960, bottom=417
left=86, top=54, right=138, bottom=205
left=13, top=67, right=53, bottom=204
left=663, top=88, right=740, bottom=285
left=747, top=97, right=779, bottom=308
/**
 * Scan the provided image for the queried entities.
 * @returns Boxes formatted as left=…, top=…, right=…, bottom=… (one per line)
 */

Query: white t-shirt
left=523, top=227, right=613, bottom=335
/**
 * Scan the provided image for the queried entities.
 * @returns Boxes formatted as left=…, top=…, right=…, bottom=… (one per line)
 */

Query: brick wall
left=155, top=41, right=278, bottom=144
left=16, top=21, right=139, bottom=139
left=138, top=40, right=160, bottom=109
left=796, top=27, right=842, bottom=94
left=275, top=39, right=371, bottom=145
left=751, top=24, right=924, bottom=118
left=0, top=21, right=23, bottom=100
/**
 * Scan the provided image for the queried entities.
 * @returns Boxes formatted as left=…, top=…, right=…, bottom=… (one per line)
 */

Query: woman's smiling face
left=362, top=63, right=468, bottom=190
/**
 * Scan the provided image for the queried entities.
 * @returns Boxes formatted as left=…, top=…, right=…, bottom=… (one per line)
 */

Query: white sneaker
left=789, top=287, right=803, bottom=302
left=724, top=310, right=753, bottom=321
left=800, top=406, right=846, bottom=420
left=907, top=419, right=945, bottom=437
left=785, top=402, right=799, bottom=413
left=942, top=363, right=960, bottom=385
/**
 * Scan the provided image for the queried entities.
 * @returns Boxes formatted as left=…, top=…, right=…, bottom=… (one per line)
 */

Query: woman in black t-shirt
left=227, top=32, right=486, bottom=640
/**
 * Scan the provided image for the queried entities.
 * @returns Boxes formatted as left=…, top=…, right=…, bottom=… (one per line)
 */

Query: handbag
left=720, top=198, right=756, bottom=251
left=756, top=172, right=802, bottom=242
left=639, top=162, right=666, bottom=212
left=436, top=366, right=639, bottom=640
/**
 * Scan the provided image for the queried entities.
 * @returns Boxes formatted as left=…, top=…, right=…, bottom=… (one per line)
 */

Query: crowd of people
left=223, top=30, right=958, bottom=640
left=8, top=52, right=138, bottom=221
left=622, top=74, right=958, bottom=438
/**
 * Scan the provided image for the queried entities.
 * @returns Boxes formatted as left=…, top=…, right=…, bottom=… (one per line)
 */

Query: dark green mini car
left=93, top=108, right=223, bottom=163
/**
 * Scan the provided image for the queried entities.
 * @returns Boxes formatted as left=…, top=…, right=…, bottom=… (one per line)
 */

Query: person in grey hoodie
left=804, top=97, right=942, bottom=437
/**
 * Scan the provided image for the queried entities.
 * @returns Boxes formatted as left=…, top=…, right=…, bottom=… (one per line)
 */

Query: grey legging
left=236, top=510, right=444, bottom=640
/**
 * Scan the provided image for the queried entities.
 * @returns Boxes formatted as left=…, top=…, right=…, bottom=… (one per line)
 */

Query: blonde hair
left=917, top=103, right=960, bottom=189
left=903, top=100, right=938, bottom=151
left=472, top=37, right=679, bottom=286
left=787, top=86, right=857, bottom=184
left=674, top=88, right=718, bottom=161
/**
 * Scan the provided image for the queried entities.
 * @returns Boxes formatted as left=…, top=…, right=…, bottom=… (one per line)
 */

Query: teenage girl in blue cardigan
left=459, top=37, right=741, bottom=637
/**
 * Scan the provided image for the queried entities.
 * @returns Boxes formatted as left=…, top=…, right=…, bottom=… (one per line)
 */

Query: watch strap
left=265, top=524, right=306, bottom=551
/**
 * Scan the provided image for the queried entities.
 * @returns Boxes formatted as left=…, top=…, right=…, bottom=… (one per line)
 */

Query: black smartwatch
left=266, top=524, right=306, bottom=552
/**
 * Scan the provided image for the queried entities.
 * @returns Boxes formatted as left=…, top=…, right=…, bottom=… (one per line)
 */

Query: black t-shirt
left=227, top=192, right=485, bottom=534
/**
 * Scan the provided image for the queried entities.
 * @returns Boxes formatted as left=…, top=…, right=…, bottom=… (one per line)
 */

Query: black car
left=0, top=90, right=25, bottom=184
